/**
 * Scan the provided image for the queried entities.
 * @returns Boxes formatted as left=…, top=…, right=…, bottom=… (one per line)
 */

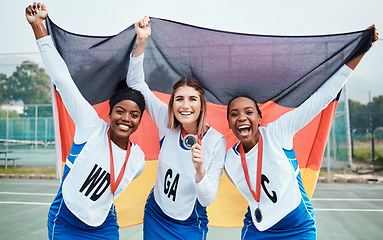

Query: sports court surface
left=0, top=179, right=382, bottom=240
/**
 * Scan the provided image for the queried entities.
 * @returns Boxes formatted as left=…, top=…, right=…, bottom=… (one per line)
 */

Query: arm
left=26, top=3, right=101, bottom=142
left=195, top=136, right=226, bottom=206
left=132, top=16, right=151, bottom=58
left=346, top=24, right=379, bottom=70
left=274, top=25, right=379, bottom=137
left=127, top=17, right=169, bottom=137
left=25, top=3, right=48, bottom=39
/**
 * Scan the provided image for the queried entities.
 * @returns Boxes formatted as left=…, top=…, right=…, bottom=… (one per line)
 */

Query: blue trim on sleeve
left=66, top=142, right=86, bottom=164
left=283, top=148, right=299, bottom=171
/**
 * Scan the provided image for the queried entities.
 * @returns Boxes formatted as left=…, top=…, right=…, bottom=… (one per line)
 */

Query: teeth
left=119, top=124, right=130, bottom=130
left=181, top=112, right=192, bottom=115
left=238, top=125, right=251, bottom=136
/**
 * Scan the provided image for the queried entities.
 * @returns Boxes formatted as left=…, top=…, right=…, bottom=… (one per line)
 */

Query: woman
left=26, top=3, right=147, bottom=239
left=127, top=17, right=226, bottom=239
left=224, top=27, right=379, bottom=239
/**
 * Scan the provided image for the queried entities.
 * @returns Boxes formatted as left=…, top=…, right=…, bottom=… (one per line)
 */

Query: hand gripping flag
left=46, top=17, right=373, bottom=227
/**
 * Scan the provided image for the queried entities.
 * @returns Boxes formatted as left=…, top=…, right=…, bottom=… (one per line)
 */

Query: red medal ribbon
left=181, top=127, right=202, bottom=145
left=239, top=133, right=263, bottom=203
left=107, top=129, right=131, bottom=196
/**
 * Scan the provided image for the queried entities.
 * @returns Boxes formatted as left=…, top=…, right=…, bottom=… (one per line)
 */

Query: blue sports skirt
left=47, top=199, right=119, bottom=240
left=143, top=190, right=208, bottom=240
left=241, top=199, right=317, bottom=240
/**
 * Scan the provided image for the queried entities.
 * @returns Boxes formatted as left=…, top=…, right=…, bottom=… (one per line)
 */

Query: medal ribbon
left=181, top=127, right=202, bottom=145
left=239, top=133, right=263, bottom=203
left=108, top=129, right=131, bottom=196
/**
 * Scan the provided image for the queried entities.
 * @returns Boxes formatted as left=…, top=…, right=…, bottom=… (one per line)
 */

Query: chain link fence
left=324, top=91, right=383, bottom=171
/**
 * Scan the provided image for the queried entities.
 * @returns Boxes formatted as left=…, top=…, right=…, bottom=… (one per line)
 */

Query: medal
left=108, top=129, right=131, bottom=196
left=181, top=127, right=202, bottom=149
left=183, top=134, right=197, bottom=149
left=255, top=207, right=263, bottom=223
left=239, top=133, right=263, bottom=223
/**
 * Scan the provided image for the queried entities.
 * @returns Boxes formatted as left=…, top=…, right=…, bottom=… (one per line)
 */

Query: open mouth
left=238, top=125, right=251, bottom=136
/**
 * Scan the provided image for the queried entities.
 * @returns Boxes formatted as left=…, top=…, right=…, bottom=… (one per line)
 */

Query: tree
left=0, top=109, right=19, bottom=118
left=369, top=95, right=383, bottom=131
left=0, top=73, right=8, bottom=104
left=5, top=61, right=51, bottom=105
left=2, top=61, right=52, bottom=117
left=348, top=99, right=369, bottom=134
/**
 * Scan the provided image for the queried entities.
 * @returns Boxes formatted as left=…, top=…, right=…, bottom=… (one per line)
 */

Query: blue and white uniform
left=38, top=36, right=145, bottom=240
left=224, top=65, right=353, bottom=239
left=127, top=54, right=226, bottom=239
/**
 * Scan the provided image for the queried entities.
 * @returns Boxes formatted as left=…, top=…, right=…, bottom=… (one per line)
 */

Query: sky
left=1, top=0, right=382, bottom=104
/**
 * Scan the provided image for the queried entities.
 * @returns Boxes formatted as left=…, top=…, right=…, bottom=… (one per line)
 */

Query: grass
left=353, top=147, right=383, bottom=165
left=329, top=146, right=383, bottom=165
left=0, top=166, right=56, bottom=175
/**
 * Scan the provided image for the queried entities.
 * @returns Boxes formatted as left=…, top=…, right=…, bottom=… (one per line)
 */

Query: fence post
left=344, top=85, right=353, bottom=168
left=35, top=104, right=38, bottom=150
left=327, top=136, right=331, bottom=183
left=369, top=91, right=375, bottom=162
left=5, top=107, right=9, bottom=170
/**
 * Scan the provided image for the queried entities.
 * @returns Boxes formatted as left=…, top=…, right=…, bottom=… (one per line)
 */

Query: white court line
left=0, top=201, right=50, bottom=205
left=0, top=201, right=382, bottom=212
left=312, top=198, right=383, bottom=201
left=314, top=208, right=383, bottom=212
left=0, top=182, right=58, bottom=186
left=0, top=191, right=55, bottom=196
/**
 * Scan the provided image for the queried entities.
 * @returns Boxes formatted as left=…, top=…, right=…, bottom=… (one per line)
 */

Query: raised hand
left=191, top=143, right=206, bottom=183
left=25, top=2, right=48, bottom=25
left=346, top=24, right=379, bottom=70
left=135, top=15, right=151, bottom=41
left=369, top=24, right=379, bottom=47
left=132, top=16, right=151, bottom=57
left=25, top=2, right=48, bottom=39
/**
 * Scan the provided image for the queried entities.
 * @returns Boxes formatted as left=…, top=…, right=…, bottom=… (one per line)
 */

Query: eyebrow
left=175, top=95, right=199, bottom=99
left=229, top=106, right=254, bottom=113
left=115, top=106, right=140, bottom=113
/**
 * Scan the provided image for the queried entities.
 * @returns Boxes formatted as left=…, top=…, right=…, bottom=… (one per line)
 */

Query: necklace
left=107, top=129, right=131, bottom=196
left=239, top=133, right=263, bottom=223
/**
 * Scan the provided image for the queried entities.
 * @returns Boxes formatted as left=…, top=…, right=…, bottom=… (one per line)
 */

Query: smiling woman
left=126, top=16, right=226, bottom=239
left=25, top=3, right=147, bottom=240
left=108, top=83, right=146, bottom=149
left=224, top=27, right=379, bottom=240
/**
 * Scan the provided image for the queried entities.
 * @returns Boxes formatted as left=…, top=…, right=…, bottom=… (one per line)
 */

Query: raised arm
left=25, top=3, right=48, bottom=39
left=127, top=16, right=169, bottom=137
left=132, top=15, right=151, bottom=57
left=346, top=25, right=379, bottom=70
left=274, top=25, right=379, bottom=137
left=26, top=3, right=101, bottom=142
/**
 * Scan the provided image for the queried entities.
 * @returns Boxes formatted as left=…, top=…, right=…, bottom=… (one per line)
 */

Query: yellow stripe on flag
left=300, top=168, right=319, bottom=199
left=207, top=172, right=247, bottom=227
left=115, top=160, right=157, bottom=227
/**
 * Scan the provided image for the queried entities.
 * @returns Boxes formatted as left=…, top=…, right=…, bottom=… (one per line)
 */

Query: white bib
left=62, top=123, right=145, bottom=226
left=225, top=126, right=301, bottom=231
left=154, top=126, right=220, bottom=220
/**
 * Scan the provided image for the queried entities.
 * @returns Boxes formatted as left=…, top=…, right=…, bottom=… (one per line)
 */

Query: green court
left=0, top=179, right=382, bottom=239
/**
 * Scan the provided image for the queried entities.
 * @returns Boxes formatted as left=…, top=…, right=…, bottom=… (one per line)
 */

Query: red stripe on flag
left=55, top=89, right=337, bottom=175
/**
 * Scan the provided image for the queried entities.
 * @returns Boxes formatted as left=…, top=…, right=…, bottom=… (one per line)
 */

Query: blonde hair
left=167, top=77, right=207, bottom=134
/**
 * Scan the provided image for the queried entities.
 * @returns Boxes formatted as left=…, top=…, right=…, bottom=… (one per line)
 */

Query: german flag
left=46, top=17, right=373, bottom=227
